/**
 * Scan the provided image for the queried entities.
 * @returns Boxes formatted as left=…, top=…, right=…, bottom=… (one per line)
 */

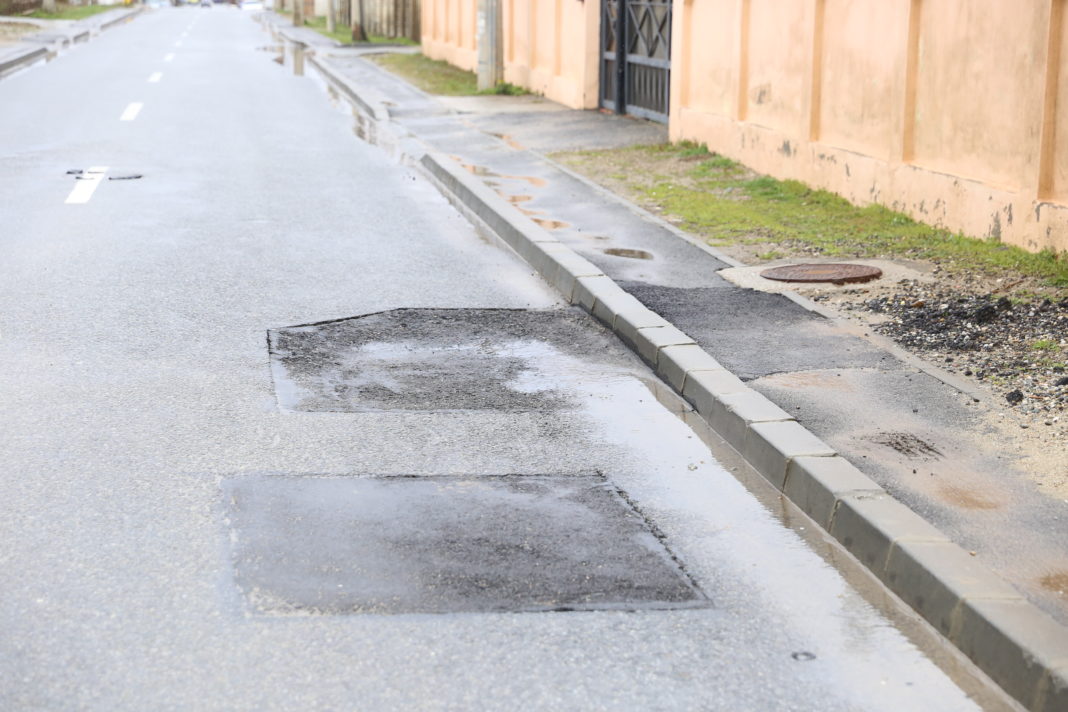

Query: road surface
left=0, top=7, right=1007, bottom=710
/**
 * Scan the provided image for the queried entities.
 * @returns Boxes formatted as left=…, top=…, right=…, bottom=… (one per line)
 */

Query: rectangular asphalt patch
left=223, top=474, right=707, bottom=615
left=267, top=308, right=635, bottom=413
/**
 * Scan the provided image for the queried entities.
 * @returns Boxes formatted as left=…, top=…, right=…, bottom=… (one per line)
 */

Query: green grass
left=301, top=16, right=417, bottom=45
left=604, top=142, right=1068, bottom=289
left=19, top=3, right=117, bottom=20
left=368, top=51, right=528, bottom=96
left=1031, top=339, right=1059, bottom=351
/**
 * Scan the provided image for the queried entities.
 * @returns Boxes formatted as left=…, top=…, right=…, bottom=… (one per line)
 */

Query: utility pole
left=326, top=0, right=336, bottom=34
left=293, top=0, right=303, bottom=27
left=476, top=0, right=503, bottom=92
left=42, top=0, right=56, bottom=12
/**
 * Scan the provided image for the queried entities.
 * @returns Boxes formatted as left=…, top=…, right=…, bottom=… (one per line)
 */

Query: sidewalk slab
left=0, top=7, right=140, bottom=80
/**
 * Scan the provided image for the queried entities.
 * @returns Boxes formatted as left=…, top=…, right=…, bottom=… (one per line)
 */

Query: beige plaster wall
left=422, top=0, right=599, bottom=109
left=422, top=0, right=479, bottom=72
left=672, top=0, right=1068, bottom=254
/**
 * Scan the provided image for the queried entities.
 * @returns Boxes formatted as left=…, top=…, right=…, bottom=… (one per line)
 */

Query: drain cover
left=760, top=263, right=882, bottom=285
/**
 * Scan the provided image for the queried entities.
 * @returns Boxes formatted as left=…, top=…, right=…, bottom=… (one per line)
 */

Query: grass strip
left=20, top=3, right=118, bottom=20
left=556, top=142, right=1068, bottom=292
left=368, top=51, right=528, bottom=96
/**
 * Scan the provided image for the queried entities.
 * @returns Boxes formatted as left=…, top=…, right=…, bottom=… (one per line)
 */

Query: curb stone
left=303, top=53, right=1068, bottom=712
left=0, top=46, right=47, bottom=78
left=0, top=7, right=141, bottom=80
left=418, top=150, right=1068, bottom=711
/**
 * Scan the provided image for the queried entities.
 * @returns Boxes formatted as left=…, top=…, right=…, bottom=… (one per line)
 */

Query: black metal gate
left=600, top=0, right=672, bottom=123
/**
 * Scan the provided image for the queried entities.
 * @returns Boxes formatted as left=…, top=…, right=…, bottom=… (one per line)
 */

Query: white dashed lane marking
left=120, top=102, right=143, bottom=121
left=65, top=167, right=108, bottom=205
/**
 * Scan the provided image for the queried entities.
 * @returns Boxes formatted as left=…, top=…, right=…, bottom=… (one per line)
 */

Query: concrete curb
left=0, top=7, right=141, bottom=80
left=306, top=54, right=389, bottom=122
left=97, top=6, right=142, bottom=31
left=300, top=52, right=1068, bottom=712
left=0, top=46, right=47, bottom=78
left=419, top=151, right=1068, bottom=712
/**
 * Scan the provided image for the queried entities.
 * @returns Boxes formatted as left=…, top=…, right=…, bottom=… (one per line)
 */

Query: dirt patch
left=532, top=218, right=570, bottom=231
left=0, top=21, right=38, bottom=45
left=870, top=432, right=944, bottom=460
left=1039, top=571, right=1068, bottom=596
left=604, top=248, right=654, bottom=260
left=937, top=484, right=1001, bottom=511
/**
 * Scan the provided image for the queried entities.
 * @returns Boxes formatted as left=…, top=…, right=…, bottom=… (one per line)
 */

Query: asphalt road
left=0, top=8, right=1004, bottom=710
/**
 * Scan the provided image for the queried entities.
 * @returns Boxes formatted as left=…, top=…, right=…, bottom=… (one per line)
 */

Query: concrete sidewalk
left=0, top=6, right=142, bottom=79
left=278, top=37, right=1068, bottom=711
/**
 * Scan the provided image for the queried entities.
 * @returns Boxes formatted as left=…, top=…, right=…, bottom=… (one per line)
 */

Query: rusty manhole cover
left=760, top=263, right=882, bottom=285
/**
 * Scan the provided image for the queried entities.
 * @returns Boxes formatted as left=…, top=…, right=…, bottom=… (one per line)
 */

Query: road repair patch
left=267, top=308, right=630, bottom=412
left=222, top=474, right=706, bottom=615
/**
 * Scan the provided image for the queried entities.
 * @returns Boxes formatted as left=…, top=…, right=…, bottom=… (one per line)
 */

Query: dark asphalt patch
left=268, top=308, right=628, bottom=412
left=620, top=283, right=897, bottom=380
left=223, top=474, right=707, bottom=615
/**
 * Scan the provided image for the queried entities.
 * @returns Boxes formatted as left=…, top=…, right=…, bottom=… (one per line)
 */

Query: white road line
left=120, top=102, right=143, bottom=121
left=65, top=167, right=108, bottom=205
left=164, top=52, right=174, bottom=62
left=148, top=72, right=162, bottom=83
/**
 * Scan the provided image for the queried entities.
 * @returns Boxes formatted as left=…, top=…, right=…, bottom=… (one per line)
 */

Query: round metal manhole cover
left=760, top=263, right=883, bottom=285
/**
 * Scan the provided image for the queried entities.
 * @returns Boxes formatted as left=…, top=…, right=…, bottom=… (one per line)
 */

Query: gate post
left=477, top=0, right=504, bottom=91
left=615, top=1, right=626, bottom=114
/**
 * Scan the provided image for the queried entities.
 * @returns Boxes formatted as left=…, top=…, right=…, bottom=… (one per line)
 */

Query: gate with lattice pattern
left=600, top=0, right=672, bottom=123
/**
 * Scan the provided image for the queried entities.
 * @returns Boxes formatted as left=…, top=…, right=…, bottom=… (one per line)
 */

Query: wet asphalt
left=320, top=47, right=1068, bottom=631
left=0, top=8, right=1002, bottom=710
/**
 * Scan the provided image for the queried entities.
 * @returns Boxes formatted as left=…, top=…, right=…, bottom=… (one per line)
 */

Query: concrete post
left=293, top=0, right=303, bottom=27
left=326, top=0, right=336, bottom=34
left=292, top=42, right=305, bottom=75
left=477, top=0, right=503, bottom=91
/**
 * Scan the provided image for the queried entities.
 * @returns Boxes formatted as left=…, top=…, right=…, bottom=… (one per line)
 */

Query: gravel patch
left=818, top=286, right=1068, bottom=424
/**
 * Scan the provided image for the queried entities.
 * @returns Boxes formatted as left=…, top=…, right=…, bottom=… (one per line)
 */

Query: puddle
left=505, top=173, right=548, bottom=188
left=604, top=248, right=653, bottom=260
left=496, top=192, right=533, bottom=204
left=463, top=163, right=493, bottom=176
left=456, top=160, right=548, bottom=188
left=532, top=218, right=570, bottom=231
left=491, top=132, right=526, bottom=151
